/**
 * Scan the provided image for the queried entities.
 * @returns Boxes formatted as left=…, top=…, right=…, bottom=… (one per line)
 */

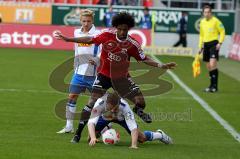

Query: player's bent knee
left=135, top=101, right=146, bottom=109
left=138, top=135, right=147, bottom=143
left=88, top=95, right=100, bottom=107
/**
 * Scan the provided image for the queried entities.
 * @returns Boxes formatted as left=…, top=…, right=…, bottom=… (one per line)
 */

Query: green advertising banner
left=52, top=5, right=234, bottom=35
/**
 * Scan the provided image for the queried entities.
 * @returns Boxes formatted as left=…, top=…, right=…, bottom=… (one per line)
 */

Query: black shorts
left=203, top=40, right=219, bottom=62
left=92, top=73, right=141, bottom=99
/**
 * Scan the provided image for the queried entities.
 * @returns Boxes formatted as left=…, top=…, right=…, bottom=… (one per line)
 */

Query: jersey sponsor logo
left=78, top=43, right=92, bottom=47
left=107, top=52, right=121, bottom=62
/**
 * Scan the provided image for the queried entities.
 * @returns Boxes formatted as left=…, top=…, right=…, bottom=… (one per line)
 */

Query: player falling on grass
left=198, top=5, right=225, bottom=93
left=54, top=12, right=176, bottom=142
left=88, top=92, right=173, bottom=149
left=57, top=9, right=102, bottom=134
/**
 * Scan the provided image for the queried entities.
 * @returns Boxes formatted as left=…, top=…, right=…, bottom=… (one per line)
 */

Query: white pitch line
left=0, top=88, right=60, bottom=94
left=152, top=55, right=240, bottom=143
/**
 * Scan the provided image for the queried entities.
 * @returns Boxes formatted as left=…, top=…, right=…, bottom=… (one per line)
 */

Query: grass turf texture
left=0, top=48, right=239, bottom=159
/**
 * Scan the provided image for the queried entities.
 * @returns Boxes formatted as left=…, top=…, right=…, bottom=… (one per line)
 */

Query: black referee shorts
left=92, top=73, right=141, bottom=98
left=203, top=40, right=219, bottom=62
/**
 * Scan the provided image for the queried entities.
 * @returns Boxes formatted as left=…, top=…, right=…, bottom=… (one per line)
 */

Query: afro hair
left=111, top=12, right=135, bottom=28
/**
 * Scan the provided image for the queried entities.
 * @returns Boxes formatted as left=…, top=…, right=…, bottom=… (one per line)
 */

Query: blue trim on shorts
left=93, top=45, right=99, bottom=76
left=69, top=74, right=95, bottom=94
left=95, top=116, right=132, bottom=135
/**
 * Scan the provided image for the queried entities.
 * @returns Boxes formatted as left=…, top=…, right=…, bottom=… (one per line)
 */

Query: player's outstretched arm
left=129, top=128, right=139, bottom=149
left=53, top=31, right=93, bottom=44
left=143, top=56, right=177, bottom=69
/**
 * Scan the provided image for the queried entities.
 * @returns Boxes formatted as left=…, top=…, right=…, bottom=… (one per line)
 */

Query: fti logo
left=15, top=9, right=33, bottom=23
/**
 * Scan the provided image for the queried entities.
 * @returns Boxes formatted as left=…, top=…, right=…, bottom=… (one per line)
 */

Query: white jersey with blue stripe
left=88, top=94, right=137, bottom=131
left=74, top=25, right=101, bottom=76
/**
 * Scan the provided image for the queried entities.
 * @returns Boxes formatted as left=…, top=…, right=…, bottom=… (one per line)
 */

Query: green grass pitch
left=0, top=48, right=239, bottom=159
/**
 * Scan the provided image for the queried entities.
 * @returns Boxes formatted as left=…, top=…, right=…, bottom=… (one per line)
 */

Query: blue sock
left=67, top=100, right=76, bottom=108
left=144, top=131, right=153, bottom=141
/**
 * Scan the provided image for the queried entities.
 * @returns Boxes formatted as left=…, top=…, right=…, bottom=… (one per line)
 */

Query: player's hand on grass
left=161, top=62, right=177, bottom=69
left=89, top=138, right=99, bottom=146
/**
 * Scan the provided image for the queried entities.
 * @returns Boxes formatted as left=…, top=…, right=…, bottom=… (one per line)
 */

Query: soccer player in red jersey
left=54, top=12, right=176, bottom=143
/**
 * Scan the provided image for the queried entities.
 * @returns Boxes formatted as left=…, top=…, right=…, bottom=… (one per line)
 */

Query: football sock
left=144, top=131, right=163, bottom=141
left=144, top=131, right=153, bottom=141
left=66, top=100, right=76, bottom=128
left=209, top=71, right=213, bottom=88
left=75, top=105, right=92, bottom=137
left=210, top=69, right=218, bottom=89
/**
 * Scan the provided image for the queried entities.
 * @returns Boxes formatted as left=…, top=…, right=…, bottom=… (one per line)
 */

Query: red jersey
left=92, top=29, right=146, bottom=78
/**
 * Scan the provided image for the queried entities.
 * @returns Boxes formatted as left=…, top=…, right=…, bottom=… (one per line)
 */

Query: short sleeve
left=130, top=45, right=146, bottom=61
left=128, top=37, right=146, bottom=61
left=88, top=98, right=104, bottom=125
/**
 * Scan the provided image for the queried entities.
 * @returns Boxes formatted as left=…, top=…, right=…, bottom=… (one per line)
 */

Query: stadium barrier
left=143, top=46, right=193, bottom=57
left=51, top=4, right=235, bottom=35
left=0, top=2, right=235, bottom=35
left=0, top=23, right=151, bottom=50
left=228, top=33, right=240, bottom=61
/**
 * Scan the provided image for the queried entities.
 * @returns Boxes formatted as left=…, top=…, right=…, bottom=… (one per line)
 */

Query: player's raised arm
left=53, top=31, right=93, bottom=44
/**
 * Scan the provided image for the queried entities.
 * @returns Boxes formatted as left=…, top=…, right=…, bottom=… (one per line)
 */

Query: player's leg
left=141, top=129, right=173, bottom=144
left=203, top=44, right=212, bottom=92
left=57, top=74, right=86, bottom=134
left=208, top=44, right=219, bottom=92
left=204, top=41, right=219, bottom=92
left=173, top=33, right=181, bottom=47
left=130, top=91, right=152, bottom=123
left=112, top=76, right=152, bottom=123
left=182, top=33, right=187, bottom=47
left=72, top=74, right=110, bottom=142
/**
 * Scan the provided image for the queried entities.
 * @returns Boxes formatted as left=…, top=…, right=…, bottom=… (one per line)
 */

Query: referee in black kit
left=198, top=5, right=225, bottom=93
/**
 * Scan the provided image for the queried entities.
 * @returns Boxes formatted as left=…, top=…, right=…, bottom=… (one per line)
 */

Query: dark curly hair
left=111, top=12, right=135, bottom=28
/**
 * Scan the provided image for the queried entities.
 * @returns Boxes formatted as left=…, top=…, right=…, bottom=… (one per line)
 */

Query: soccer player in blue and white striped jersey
left=57, top=9, right=101, bottom=134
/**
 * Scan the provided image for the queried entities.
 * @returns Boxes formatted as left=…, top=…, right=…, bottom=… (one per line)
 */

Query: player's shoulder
left=94, top=97, right=105, bottom=107
left=127, top=35, right=141, bottom=49
left=74, top=27, right=82, bottom=36
left=94, top=29, right=101, bottom=35
left=100, top=28, right=116, bottom=35
left=212, top=16, right=222, bottom=23
left=199, top=17, right=205, bottom=23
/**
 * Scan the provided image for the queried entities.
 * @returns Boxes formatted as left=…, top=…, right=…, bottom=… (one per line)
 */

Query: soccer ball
left=102, top=128, right=120, bottom=145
